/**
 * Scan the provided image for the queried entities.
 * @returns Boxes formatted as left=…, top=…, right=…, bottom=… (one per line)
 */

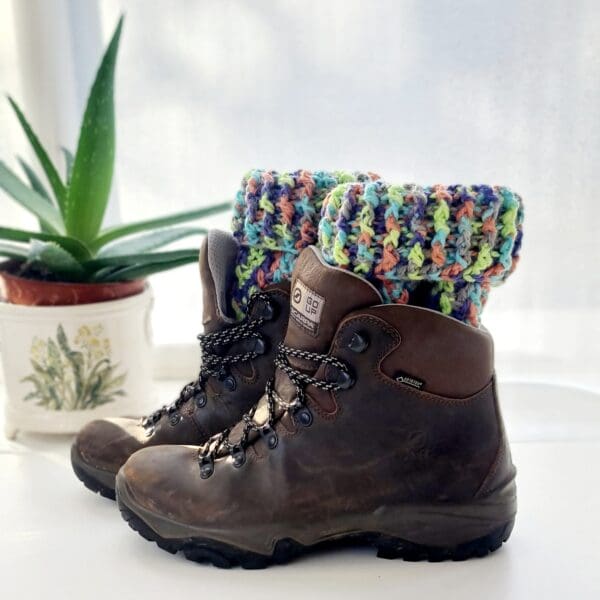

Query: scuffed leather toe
left=74, top=417, right=146, bottom=475
left=118, top=445, right=205, bottom=524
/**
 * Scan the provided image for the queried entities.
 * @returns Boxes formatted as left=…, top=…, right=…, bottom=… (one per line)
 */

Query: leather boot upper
left=117, top=247, right=516, bottom=552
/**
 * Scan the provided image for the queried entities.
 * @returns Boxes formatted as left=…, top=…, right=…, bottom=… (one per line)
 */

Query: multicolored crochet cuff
left=230, top=169, right=380, bottom=315
left=319, top=181, right=524, bottom=326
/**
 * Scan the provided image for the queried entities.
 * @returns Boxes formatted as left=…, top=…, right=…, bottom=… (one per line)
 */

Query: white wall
left=1, top=0, right=598, bottom=389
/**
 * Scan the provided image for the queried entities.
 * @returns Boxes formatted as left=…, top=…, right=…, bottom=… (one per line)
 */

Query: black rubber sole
left=117, top=495, right=514, bottom=569
left=71, top=445, right=117, bottom=501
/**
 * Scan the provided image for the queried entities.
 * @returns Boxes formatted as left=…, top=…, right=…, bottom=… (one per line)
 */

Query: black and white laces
left=197, top=342, right=352, bottom=478
left=142, top=292, right=272, bottom=431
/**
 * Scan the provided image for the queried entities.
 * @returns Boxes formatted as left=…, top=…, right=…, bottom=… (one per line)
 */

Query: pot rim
left=0, top=260, right=144, bottom=290
left=0, top=284, right=153, bottom=318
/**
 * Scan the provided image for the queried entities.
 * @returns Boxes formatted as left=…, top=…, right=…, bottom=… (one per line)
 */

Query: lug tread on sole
left=117, top=495, right=514, bottom=570
left=72, top=461, right=116, bottom=501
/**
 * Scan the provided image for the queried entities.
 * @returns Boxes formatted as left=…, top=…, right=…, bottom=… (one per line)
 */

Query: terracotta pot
left=0, top=262, right=145, bottom=306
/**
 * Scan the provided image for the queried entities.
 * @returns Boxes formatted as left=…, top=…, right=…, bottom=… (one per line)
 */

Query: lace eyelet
left=252, top=337, right=267, bottom=355
left=195, top=391, right=207, bottom=408
left=260, top=425, right=278, bottom=449
left=254, top=298, right=274, bottom=320
left=294, top=406, right=313, bottom=427
left=328, top=366, right=354, bottom=390
left=223, top=375, right=237, bottom=392
left=232, top=447, right=246, bottom=468
left=169, top=412, right=182, bottom=426
left=199, top=455, right=214, bottom=479
left=182, top=383, right=195, bottom=400
left=347, top=331, right=369, bottom=353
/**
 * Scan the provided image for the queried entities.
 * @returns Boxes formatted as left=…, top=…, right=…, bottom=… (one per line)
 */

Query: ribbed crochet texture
left=319, top=181, right=524, bottom=326
left=231, top=169, right=379, bottom=316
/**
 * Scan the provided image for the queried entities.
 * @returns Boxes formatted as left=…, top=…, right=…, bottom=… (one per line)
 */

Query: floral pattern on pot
left=22, top=324, right=127, bottom=411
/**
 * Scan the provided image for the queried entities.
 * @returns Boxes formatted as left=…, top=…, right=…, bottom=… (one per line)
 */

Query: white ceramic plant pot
left=0, top=287, right=154, bottom=439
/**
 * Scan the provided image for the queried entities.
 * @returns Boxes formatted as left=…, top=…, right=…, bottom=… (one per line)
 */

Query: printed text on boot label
left=395, top=372, right=425, bottom=390
left=290, top=279, right=325, bottom=337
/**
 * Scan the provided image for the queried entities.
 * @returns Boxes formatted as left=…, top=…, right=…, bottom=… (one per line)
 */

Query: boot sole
left=70, top=443, right=117, bottom=500
left=116, top=478, right=515, bottom=569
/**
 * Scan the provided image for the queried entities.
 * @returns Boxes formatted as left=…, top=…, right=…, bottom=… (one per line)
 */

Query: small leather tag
left=290, top=279, right=325, bottom=337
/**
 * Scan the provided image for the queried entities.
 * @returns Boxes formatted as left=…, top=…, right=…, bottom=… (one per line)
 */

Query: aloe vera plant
left=0, top=16, right=228, bottom=283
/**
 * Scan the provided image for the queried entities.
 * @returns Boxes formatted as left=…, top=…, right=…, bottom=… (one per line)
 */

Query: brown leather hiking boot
left=71, top=231, right=290, bottom=499
left=116, top=246, right=517, bottom=567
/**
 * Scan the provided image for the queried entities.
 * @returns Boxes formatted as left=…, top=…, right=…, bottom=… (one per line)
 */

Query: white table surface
left=1, top=380, right=599, bottom=600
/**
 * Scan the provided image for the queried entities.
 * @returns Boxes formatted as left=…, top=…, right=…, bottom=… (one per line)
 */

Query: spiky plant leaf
left=85, top=248, right=198, bottom=271
left=93, top=255, right=198, bottom=282
left=7, top=96, right=67, bottom=214
left=65, top=17, right=123, bottom=243
left=0, top=162, right=64, bottom=233
left=0, top=241, right=29, bottom=260
left=0, top=227, right=91, bottom=261
left=17, top=157, right=55, bottom=234
left=87, top=265, right=120, bottom=281
left=96, top=226, right=205, bottom=257
left=17, top=156, right=52, bottom=200
left=26, top=240, right=85, bottom=280
left=61, top=148, right=74, bottom=184
left=90, top=202, right=229, bottom=251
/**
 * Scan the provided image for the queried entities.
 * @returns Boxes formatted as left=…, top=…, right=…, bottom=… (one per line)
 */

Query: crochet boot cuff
left=319, top=181, right=524, bottom=326
left=230, top=169, right=380, bottom=315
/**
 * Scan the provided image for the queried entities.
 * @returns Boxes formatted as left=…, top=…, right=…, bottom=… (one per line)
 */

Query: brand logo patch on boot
left=395, top=372, right=425, bottom=390
left=290, top=279, right=325, bottom=337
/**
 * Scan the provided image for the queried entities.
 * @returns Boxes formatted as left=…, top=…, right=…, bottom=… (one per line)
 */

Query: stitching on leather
left=337, top=315, right=494, bottom=406
left=307, top=390, right=339, bottom=421
left=237, top=363, right=258, bottom=385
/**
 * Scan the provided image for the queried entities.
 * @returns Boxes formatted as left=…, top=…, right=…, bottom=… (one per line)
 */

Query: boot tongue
left=285, top=246, right=382, bottom=356
left=199, top=230, right=239, bottom=333
left=224, top=246, right=382, bottom=442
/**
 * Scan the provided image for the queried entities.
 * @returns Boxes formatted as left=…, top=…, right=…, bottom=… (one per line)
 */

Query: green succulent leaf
left=26, top=240, right=86, bottom=280
left=87, top=265, right=120, bottom=281
left=65, top=16, right=123, bottom=243
left=7, top=96, right=68, bottom=214
left=96, top=226, right=205, bottom=257
left=17, top=157, right=55, bottom=233
left=0, top=226, right=91, bottom=261
left=0, top=241, right=29, bottom=260
left=92, top=255, right=198, bottom=282
left=0, top=161, right=64, bottom=233
left=17, top=157, right=52, bottom=203
left=90, top=202, right=229, bottom=252
left=85, top=248, right=198, bottom=270
left=61, top=147, right=74, bottom=184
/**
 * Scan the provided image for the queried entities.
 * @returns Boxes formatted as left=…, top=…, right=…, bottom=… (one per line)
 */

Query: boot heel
left=375, top=518, right=515, bottom=562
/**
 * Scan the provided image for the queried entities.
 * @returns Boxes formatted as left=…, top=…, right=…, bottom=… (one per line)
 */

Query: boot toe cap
left=73, top=417, right=145, bottom=475
left=116, top=445, right=207, bottom=528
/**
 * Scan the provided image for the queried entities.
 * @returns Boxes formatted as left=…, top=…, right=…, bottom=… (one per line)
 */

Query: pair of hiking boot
left=72, top=173, right=520, bottom=569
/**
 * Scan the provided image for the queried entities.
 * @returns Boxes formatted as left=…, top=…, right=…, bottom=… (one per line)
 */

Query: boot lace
left=142, top=292, right=272, bottom=432
left=197, top=343, right=352, bottom=477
